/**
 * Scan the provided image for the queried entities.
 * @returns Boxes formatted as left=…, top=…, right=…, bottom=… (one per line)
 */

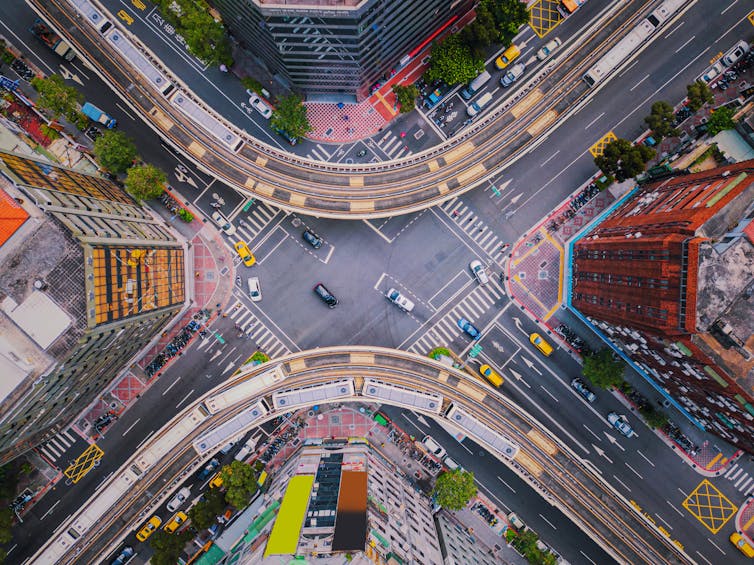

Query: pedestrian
left=452, top=210, right=459, bottom=217
left=219, top=64, right=228, bottom=72
left=195, top=272, right=200, bottom=278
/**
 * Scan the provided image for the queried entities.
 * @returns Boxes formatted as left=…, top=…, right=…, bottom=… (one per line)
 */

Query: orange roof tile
left=0, top=188, right=29, bottom=247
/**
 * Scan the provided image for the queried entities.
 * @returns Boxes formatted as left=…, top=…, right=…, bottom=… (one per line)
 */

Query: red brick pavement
left=737, top=496, right=754, bottom=545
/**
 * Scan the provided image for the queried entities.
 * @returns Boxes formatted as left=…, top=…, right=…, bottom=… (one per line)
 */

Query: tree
left=425, top=35, right=484, bottom=86
left=149, top=529, right=192, bottom=565
left=93, top=130, right=138, bottom=174
left=582, top=349, right=625, bottom=389
left=594, top=138, right=655, bottom=182
left=392, top=84, right=419, bottom=113
left=460, top=2, right=499, bottom=58
left=0, top=508, right=13, bottom=544
left=270, top=94, right=311, bottom=140
left=686, top=81, right=713, bottom=112
left=30, top=75, right=82, bottom=119
left=179, top=8, right=232, bottom=66
left=706, top=106, right=736, bottom=135
left=643, top=101, right=678, bottom=141
left=221, top=461, right=258, bottom=510
left=639, top=405, right=668, bottom=429
left=188, top=489, right=225, bottom=530
left=124, top=164, right=166, bottom=202
left=487, top=0, right=529, bottom=45
left=432, top=469, right=477, bottom=511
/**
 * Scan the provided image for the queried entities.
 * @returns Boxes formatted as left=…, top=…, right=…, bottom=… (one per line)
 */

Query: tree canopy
left=432, top=469, right=477, bottom=511
left=93, top=130, right=138, bottom=174
left=686, top=81, right=713, bottom=112
left=392, top=84, right=419, bottom=113
left=188, top=489, right=225, bottom=530
left=426, top=35, right=484, bottom=86
left=459, top=2, right=499, bottom=58
left=512, top=529, right=557, bottom=565
left=706, top=106, right=736, bottom=135
left=486, top=0, right=529, bottom=46
left=30, top=75, right=82, bottom=119
left=153, top=0, right=232, bottom=65
left=594, top=138, right=655, bottom=182
left=582, top=349, right=625, bottom=389
left=220, top=461, right=258, bottom=509
left=270, top=94, right=311, bottom=140
left=643, top=101, right=678, bottom=141
left=149, top=529, right=192, bottom=565
left=124, top=164, right=167, bottom=203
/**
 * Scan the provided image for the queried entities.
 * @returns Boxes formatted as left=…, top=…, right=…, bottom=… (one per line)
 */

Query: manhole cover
left=291, top=218, right=302, bottom=228
left=414, top=130, right=425, bottom=139
left=538, top=270, right=548, bottom=280
left=325, top=128, right=333, bottom=136
left=220, top=266, right=229, bottom=276
left=518, top=272, right=526, bottom=280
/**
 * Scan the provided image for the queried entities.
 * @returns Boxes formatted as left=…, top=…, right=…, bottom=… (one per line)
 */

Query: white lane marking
left=664, top=20, right=685, bottom=39
left=40, top=500, right=60, bottom=520
left=636, top=450, right=655, bottom=467
left=612, top=475, right=632, bottom=492
left=655, top=513, right=673, bottom=530
left=458, top=440, right=473, bottom=454
left=721, top=0, right=738, bottom=15
left=176, top=389, right=195, bottom=409
left=539, top=514, right=557, bottom=530
left=497, top=476, right=516, bottom=493
left=583, top=425, right=601, bottom=441
left=539, top=385, right=559, bottom=402
left=122, top=418, right=141, bottom=437
left=674, top=35, right=696, bottom=54
left=629, top=74, right=650, bottom=92
left=625, top=462, right=643, bottom=479
left=540, top=150, right=560, bottom=167
left=707, top=538, right=726, bottom=554
left=136, top=430, right=155, bottom=450
left=694, top=551, right=713, bottom=565
left=666, top=500, right=684, bottom=517
left=579, top=550, right=597, bottom=565
left=162, top=377, right=181, bottom=395
left=583, top=112, right=605, bottom=130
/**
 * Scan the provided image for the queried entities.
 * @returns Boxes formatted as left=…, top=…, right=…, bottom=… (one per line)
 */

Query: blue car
left=457, top=318, right=481, bottom=339
left=197, top=458, right=220, bottom=481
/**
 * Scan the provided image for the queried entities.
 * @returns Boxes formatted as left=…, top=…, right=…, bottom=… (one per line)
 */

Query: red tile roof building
left=573, top=160, right=754, bottom=452
left=0, top=187, right=29, bottom=247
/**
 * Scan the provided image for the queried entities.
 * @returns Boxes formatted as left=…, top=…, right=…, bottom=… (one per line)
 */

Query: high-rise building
left=0, top=151, right=185, bottom=463
left=572, top=160, right=754, bottom=451
left=210, top=0, right=473, bottom=101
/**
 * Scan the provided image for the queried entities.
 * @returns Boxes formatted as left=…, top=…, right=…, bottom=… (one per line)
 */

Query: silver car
left=469, top=260, right=489, bottom=285
left=607, top=412, right=635, bottom=438
left=166, top=486, right=191, bottom=513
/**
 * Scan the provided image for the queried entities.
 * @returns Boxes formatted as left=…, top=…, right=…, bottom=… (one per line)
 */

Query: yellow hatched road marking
left=350, top=200, right=375, bottom=212
left=528, top=0, right=564, bottom=38
left=187, top=141, right=206, bottom=158
left=64, top=443, right=104, bottom=484
left=706, top=452, right=723, bottom=469
left=456, top=380, right=486, bottom=403
left=526, top=428, right=558, bottom=455
left=748, top=11, right=754, bottom=26
left=350, top=353, right=375, bottom=365
left=682, top=479, right=737, bottom=534
left=457, top=163, right=486, bottom=186
left=349, top=176, right=364, bottom=187
left=589, top=131, right=617, bottom=157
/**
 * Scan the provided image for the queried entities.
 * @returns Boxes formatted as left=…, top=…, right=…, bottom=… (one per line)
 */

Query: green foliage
left=429, top=347, right=451, bottom=359
left=511, top=529, right=557, bottom=565
left=93, top=130, right=138, bottom=174
left=459, top=2, right=499, bottom=58
left=432, top=469, right=477, bottom=511
left=178, top=208, right=194, bottom=222
left=643, top=101, right=678, bottom=141
left=0, top=51, right=14, bottom=65
left=582, top=349, right=625, bottom=389
left=30, top=75, right=82, bottom=119
left=68, top=110, right=89, bottom=131
left=486, top=0, right=529, bottom=46
left=124, top=164, right=167, bottom=203
left=639, top=405, right=668, bottom=429
left=241, top=77, right=264, bottom=94
left=152, top=0, right=232, bottom=65
left=149, top=529, right=192, bottom=565
left=0, top=508, right=13, bottom=544
left=594, top=138, right=655, bottom=182
left=391, top=84, right=419, bottom=113
left=221, top=461, right=258, bottom=510
left=594, top=175, right=614, bottom=192
left=251, top=351, right=269, bottom=364
left=270, top=94, right=311, bottom=140
left=686, top=81, right=713, bottom=112
left=706, top=106, right=736, bottom=135
left=39, top=124, right=60, bottom=140
left=189, top=489, right=225, bottom=530
left=426, top=35, right=484, bottom=86
left=20, top=462, right=32, bottom=475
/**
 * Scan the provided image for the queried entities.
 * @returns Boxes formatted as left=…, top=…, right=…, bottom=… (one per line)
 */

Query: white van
left=461, top=71, right=491, bottom=100
left=501, top=62, right=526, bottom=87
left=467, top=92, right=493, bottom=116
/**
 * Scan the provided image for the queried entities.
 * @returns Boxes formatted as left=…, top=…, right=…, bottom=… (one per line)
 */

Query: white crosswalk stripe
left=407, top=280, right=505, bottom=355
left=377, top=132, right=413, bottom=158
left=439, top=197, right=505, bottom=254
left=723, top=464, right=754, bottom=493
left=37, top=429, right=77, bottom=463
left=234, top=201, right=280, bottom=242
left=234, top=305, right=291, bottom=359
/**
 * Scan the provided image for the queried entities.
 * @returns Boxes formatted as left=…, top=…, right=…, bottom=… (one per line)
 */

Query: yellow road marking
left=117, top=10, right=134, bottom=25
left=349, top=176, right=364, bottom=187
left=456, top=380, right=486, bottom=403
left=374, top=90, right=397, bottom=117
left=512, top=449, right=544, bottom=476
left=682, top=479, right=737, bottom=534
left=350, top=353, right=375, bottom=364
left=131, top=0, right=146, bottom=10
left=526, top=428, right=558, bottom=455
left=457, top=163, right=486, bottom=186
left=443, top=142, right=475, bottom=164
left=706, top=452, right=723, bottom=469
left=187, top=141, right=206, bottom=158
left=350, top=200, right=375, bottom=212
left=528, top=0, right=564, bottom=38
left=64, top=444, right=104, bottom=484
left=748, top=11, right=754, bottom=26
left=543, top=230, right=564, bottom=321
left=526, top=109, right=557, bottom=137
left=589, top=131, right=617, bottom=158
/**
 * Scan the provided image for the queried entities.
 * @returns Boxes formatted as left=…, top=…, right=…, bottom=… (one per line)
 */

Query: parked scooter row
left=547, top=182, right=602, bottom=233
left=663, top=420, right=699, bottom=455
left=10, top=59, right=34, bottom=81
left=160, top=191, right=181, bottom=214
left=555, top=324, right=592, bottom=355
left=472, top=502, right=499, bottom=527
left=144, top=316, right=205, bottom=377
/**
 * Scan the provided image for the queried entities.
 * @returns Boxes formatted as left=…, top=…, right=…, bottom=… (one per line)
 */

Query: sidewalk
left=736, top=496, right=754, bottom=547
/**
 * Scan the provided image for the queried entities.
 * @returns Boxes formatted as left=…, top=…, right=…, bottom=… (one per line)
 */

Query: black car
left=302, top=229, right=323, bottom=249
left=313, top=283, right=338, bottom=308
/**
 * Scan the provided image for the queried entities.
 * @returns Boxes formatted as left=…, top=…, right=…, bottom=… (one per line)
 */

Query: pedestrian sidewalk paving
left=440, top=196, right=510, bottom=259
left=408, top=279, right=506, bottom=355
left=225, top=303, right=292, bottom=360
left=736, top=496, right=754, bottom=546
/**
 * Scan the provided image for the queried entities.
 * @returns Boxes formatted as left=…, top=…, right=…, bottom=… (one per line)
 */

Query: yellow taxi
left=529, top=333, right=553, bottom=357
left=730, top=532, right=754, bottom=557
left=164, top=511, right=187, bottom=534
left=136, top=515, right=161, bottom=541
left=479, top=364, right=503, bottom=387
left=234, top=241, right=256, bottom=267
left=495, top=44, right=520, bottom=69
left=209, top=472, right=224, bottom=489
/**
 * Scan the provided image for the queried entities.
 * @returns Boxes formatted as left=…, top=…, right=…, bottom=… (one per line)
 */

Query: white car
left=211, top=211, right=236, bottom=236
left=386, top=288, right=415, bottom=312
left=234, top=436, right=258, bottom=461
left=166, top=487, right=191, bottom=513
left=421, top=435, right=447, bottom=460
left=607, top=412, right=635, bottom=438
left=722, top=40, right=750, bottom=67
left=247, top=92, right=272, bottom=119
left=469, top=260, right=489, bottom=285
left=247, top=277, right=261, bottom=302
left=536, top=37, right=561, bottom=61
left=443, top=455, right=461, bottom=471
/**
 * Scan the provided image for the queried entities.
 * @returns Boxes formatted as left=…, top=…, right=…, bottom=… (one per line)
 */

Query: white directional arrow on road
left=509, top=192, right=523, bottom=204
left=512, top=317, right=528, bottom=336
left=59, top=65, right=83, bottom=85
left=223, top=362, right=236, bottom=374
left=521, top=356, right=542, bottom=376
left=508, top=368, right=530, bottom=388
left=591, top=444, right=613, bottom=464
left=210, top=350, right=223, bottom=362
left=603, top=432, right=625, bottom=452
left=415, top=414, right=429, bottom=427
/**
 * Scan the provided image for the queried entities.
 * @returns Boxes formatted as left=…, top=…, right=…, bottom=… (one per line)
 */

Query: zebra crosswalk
left=37, top=429, right=80, bottom=464
left=374, top=130, right=412, bottom=159
left=233, top=201, right=280, bottom=243
left=407, top=279, right=505, bottom=356
left=439, top=197, right=507, bottom=256
left=723, top=463, right=754, bottom=495
left=228, top=304, right=291, bottom=359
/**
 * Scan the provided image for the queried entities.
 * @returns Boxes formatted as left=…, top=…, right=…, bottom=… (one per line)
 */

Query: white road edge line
left=122, top=418, right=141, bottom=437
left=636, top=450, right=655, bottom=467
left=497, top=476, right=516, bottom=493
